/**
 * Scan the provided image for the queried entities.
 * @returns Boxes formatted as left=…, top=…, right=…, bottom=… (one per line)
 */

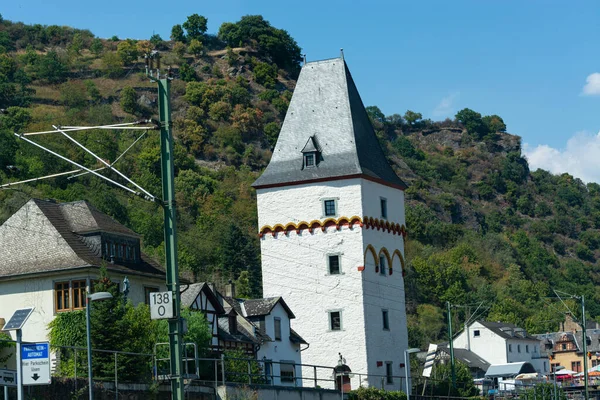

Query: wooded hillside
left=1, top=13, right=598, bottom=348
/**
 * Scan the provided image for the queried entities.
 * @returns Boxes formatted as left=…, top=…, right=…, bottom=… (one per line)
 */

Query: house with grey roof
left=453, top=320, right=548, bottom=374
left=221, top=293, right=307, bottom=386
left=0, top=198, right=166, bottom=343
left=181, top=282, right=307, bottom=385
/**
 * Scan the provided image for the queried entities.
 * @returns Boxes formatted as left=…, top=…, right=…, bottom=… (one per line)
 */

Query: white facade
left=0, top=271, right=165, bottom=369
left=258, top=177, right=408, bottom=388
left=453, top=321, right=547, bottom=373
left=257, top=302, right=303, bottom=386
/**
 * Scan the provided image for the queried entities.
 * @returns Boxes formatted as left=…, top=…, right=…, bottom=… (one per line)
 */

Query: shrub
left=348, top=387, right=407, bottom=400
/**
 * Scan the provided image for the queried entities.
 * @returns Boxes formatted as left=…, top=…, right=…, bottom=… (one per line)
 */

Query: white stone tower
left=253, top=56, right=409, bottom=389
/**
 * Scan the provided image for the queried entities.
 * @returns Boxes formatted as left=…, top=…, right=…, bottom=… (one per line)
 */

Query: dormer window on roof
left=301, top=136, right=321, bottom=169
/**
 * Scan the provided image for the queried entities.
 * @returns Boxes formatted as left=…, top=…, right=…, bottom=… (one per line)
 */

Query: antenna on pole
left=340, top=48, right=344, bottom=60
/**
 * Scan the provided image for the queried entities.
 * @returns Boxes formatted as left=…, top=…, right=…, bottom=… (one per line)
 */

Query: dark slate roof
left=535, top=330, right=600, bottom=353
left=181, top=282, right=225, bottom=314
left=0, top=199, right=165, bottom=279
left=438, top=347, right=490, bottom=372
left=59, top=201, right=139, bottom=237
left=237, top=297, right=295, bottom=319
left=252, top=57, right=406, bottom=189
left=479, top=321, right=539, bottom=341
left=290, top=328, right=308, bottom=345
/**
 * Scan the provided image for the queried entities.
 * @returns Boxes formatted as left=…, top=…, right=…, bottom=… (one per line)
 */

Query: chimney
left=225, top=280, right=236, bottom=298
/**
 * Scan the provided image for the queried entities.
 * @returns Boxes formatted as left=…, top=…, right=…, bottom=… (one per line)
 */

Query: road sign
left=3, top=308, right=34, bottom=331
left=0, top=369, right=16, bottom=387
left=21, top=342, right=50, bottom=385
left=150, top=291, right=174, bottom=320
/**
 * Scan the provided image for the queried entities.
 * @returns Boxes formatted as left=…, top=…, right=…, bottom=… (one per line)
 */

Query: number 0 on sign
left=150, top=291, right=174, bottom=320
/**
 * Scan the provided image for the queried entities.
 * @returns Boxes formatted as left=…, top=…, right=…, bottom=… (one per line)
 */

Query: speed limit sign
left=150, top=291, right=174, bottom=320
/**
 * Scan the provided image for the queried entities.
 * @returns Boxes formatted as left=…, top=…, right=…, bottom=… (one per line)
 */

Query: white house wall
left=258, top=303, right=302, bottom=386
left=0, top=270, right=165, bottom=347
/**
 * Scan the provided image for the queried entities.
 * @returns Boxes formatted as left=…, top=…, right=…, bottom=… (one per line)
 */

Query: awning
left=485, top=362, right=536, bottom=378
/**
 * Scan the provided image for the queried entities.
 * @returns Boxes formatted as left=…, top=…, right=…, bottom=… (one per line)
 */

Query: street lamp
left=553, top=365, right=565, bottom=400
left=404, top=348, right=420, bottom=400
left=86, top=292, right=113, bottom=400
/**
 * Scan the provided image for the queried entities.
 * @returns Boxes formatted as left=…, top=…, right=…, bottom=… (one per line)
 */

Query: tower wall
left=257, top=178, right=408, bottom=388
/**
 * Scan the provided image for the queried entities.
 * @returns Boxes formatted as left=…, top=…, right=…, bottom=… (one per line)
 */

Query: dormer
left=301, top=136, right=321, bottom=169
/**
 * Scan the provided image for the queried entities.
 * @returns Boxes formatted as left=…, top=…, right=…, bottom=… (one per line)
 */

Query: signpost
left=2, top=308, right=35, bottom=400
left=21, top=342, right=51, bottom=385
left=0, top=369, right=17, bottom=386
left=150, top=291, right=174, bottom=320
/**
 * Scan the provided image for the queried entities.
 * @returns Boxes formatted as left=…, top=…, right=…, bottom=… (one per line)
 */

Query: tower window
left=328, top=255, right=340, bottom=275
left=305, top=153, right=315, bottom=167
left=380, top=197, right=388, bottom=219
left=379, top=255, right=386, bottom=276
left=324, top=199, right=336, bottom=217
left=329, top=311, right=342, bottom=331
left=382, top=309, right=389, bottom=330
left=474, top=330, right=480, bottom=337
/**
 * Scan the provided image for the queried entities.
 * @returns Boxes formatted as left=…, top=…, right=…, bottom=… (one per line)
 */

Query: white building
left=253, top=56, right=409, bottom=389
left=453, top=321, right=548, bottom=373
left=0, top=198, right=167, bottom=346
left=183, top=283, right=307, bottom=386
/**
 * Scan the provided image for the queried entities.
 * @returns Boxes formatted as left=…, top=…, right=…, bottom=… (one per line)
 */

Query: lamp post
left=86, top=292, right=113, bottom=400
left=404, top=348, right=421, bottom=400
left=553, top=365, right=565, bottom=400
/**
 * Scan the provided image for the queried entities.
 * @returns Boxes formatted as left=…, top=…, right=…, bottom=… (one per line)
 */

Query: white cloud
left=432, top=92, right=459, bottom=118
left=582, top=73, right=600, bottom=95
left=523, top=130, right=600, bottom=183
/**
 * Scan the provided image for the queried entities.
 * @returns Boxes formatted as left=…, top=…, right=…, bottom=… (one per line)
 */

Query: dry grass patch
left=31, top=85, right=61, bottom=102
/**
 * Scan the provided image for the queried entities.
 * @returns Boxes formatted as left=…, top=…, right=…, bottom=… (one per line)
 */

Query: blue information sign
left=21, top=343, right=49, bottom=360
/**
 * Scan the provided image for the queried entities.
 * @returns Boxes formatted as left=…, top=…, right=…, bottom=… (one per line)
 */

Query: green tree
left=173, top=41, right=186, bottom=58
left=120, top=86, right=137, bottom=114
left=117, top=40, right=139, bottom=65
left=455, top=108, right=488, bottom=139
left=482, top=114, right=507, bottom=132
left=35, top=50, right=68, bottom=83
left=179, top=63, right=197, bottom=82
left=101, top=51, right=124, bottom=78
left=90, top=38, right=104, bottom=55
left=171, top=24, right=186, bottom=42
left=149, top=34, right=164, bottom=49
left=187, top=39, right=203, bottom=58
left=404, top=110, right=422, bottom=126
left=182, top=14, right=208, bottom=41
left=253, top=61, right=277, bottom=88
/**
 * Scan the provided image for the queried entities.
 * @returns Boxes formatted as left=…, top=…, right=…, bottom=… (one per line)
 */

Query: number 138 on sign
left=150, top=291, right=174, bottom=320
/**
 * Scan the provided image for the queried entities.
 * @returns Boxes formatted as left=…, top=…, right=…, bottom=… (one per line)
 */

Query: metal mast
left=153, top=60, right=185, bottom=400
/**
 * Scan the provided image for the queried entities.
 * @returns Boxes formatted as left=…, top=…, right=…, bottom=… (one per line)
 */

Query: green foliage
left=218, top=15, right=302, bottom=72
left=264, top=121, right=280, bottom=147
left=482, top=114, right=506, bottom=132
left=117, top=39, right=139, bottom=65
left=34, top=50, right=68, bottom=83
left=120, top=86, right=137, bottom=115
left=179, top=62, right=197, bottom=82
left=0, top=331, right=15, bottom=364
left=101, top=51, right=124, bottom=78
left=60, top=81, right=88, bottom=109
left=182, top=14, right=208, bottom=41
left=90, top=38, right=104, bottom=55
left=456, top=108, right=487, bottom=138
left=393, top=136, right=424, bottom=160
left=428, top=361, right=479, bottom=397
left=171, top=24, right=186, bottom=42
left=188, top=39, right=204, bottom=58
left=348, top=387, right=407, bottom=400
left=404, top=110, right=422, bottom=126
left=224, top=349, right=265, bottom=384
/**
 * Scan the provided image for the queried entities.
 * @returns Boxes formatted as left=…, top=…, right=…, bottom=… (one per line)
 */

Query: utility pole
left=152, top=57, right=185, bottom=400
left=581, top=295, right=589, bottom=400
left=447, top=302, right=456, bottom=388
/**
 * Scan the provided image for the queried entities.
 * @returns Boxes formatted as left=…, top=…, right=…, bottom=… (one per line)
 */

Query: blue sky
left=4, top=1, right=600, bottom=180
